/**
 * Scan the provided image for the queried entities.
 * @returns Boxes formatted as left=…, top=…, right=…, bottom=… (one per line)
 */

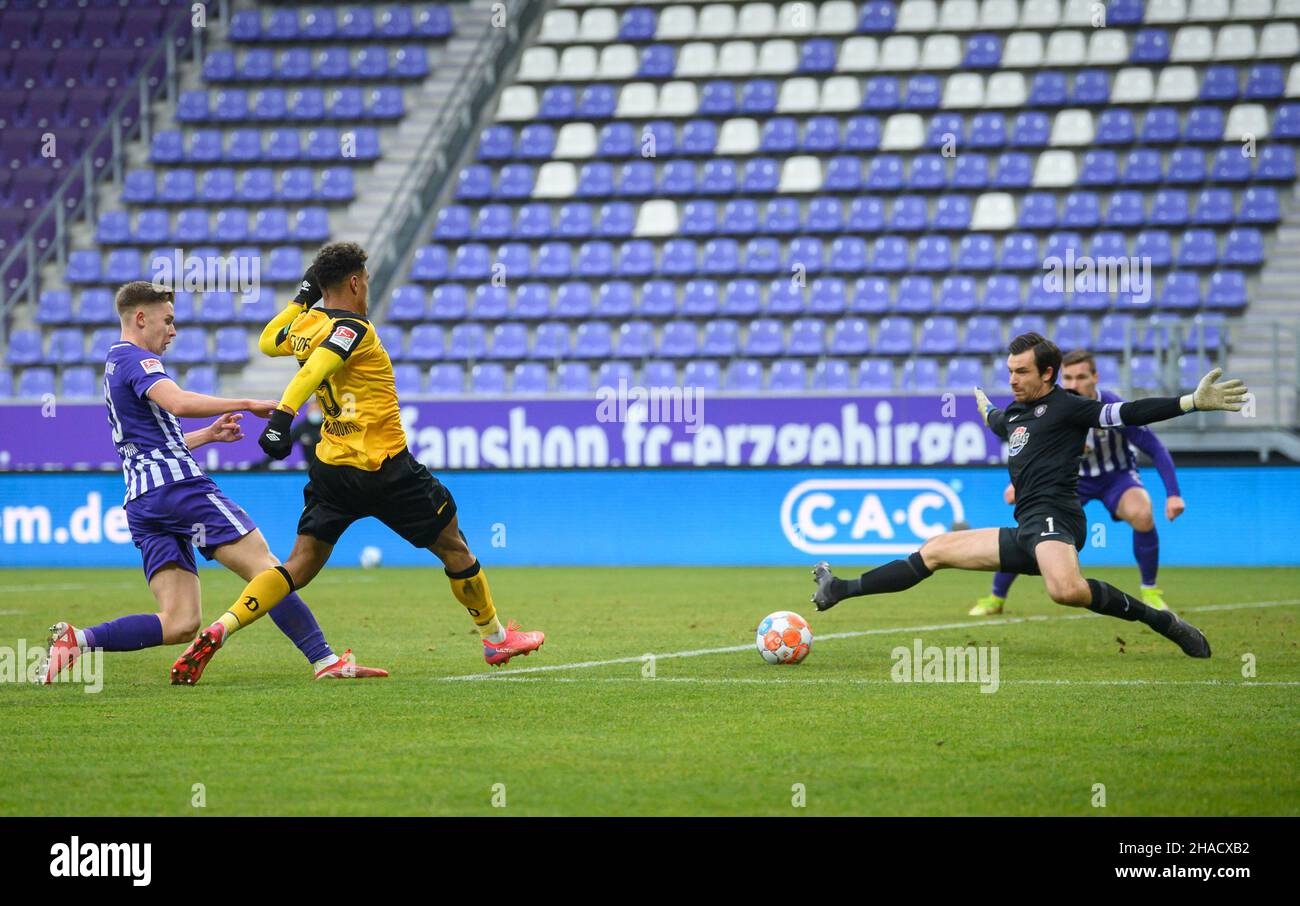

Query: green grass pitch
left=2, top=565, right=1297, bottom=816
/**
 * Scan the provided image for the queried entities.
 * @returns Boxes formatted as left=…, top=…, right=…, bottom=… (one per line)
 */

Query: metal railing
left=0, top=6, right=221, bottom=342
left=1116, top=317, right=1299, bottom=429
left=364, top=0, right=544, bottom=310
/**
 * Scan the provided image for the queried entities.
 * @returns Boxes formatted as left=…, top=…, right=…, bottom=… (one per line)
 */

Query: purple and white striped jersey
left=1078, top=388, right=1182, bottom=498
left=103, top=341, right=204, bottom=502
left=1080, top=390, right=1138, bottom=477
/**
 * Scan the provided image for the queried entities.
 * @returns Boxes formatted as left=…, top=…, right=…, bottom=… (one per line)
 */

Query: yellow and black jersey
left=269, top=305, right=406, bottom=471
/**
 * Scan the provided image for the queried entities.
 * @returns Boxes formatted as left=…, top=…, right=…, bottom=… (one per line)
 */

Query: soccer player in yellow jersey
left=170, top=242, right=544, bottom=683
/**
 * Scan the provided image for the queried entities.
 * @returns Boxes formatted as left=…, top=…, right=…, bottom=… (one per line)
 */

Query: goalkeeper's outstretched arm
left=1070, top=368, right=1249, bottom=429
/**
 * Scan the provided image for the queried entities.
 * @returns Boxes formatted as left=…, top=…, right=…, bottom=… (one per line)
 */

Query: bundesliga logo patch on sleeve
left=330, top=325, right=358, bottom=351
left=140, top=357, right=165, bottom=375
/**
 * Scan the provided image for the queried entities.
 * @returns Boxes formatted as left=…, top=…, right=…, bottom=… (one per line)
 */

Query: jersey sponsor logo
left=140, top=358, right=165, bottom=375
left=781, top=478, right=965, bottom=556
left=329, top=325, right=358, bottom=351
left=1034, top=404, right=1047, bottom=417
left=1008, top=425, right=1030, bottom=456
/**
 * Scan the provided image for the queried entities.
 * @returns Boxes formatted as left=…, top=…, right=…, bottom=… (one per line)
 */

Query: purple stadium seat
left=427, top=365, right=465, bottom=395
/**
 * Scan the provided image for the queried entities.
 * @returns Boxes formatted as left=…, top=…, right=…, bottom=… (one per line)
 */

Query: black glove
left=294, top=266, right=323, bottom=307
left=258, top=408, right=295, bottom=460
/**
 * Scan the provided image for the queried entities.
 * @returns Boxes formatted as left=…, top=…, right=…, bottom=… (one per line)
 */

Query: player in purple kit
left=970, top=348, right=1185, bottom=616
left=41, top=280, right=386, bottom=683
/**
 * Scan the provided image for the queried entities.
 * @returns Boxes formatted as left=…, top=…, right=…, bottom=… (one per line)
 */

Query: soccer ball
left=359, top=545, right=383, bottom=569
left=756, top=611, right=812, bottom=665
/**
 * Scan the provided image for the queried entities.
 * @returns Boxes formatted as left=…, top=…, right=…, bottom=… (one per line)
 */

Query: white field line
left=0, top=574, right=376, bottom=595
left=441, top=598, right=1300, bottom=682
left=448, top=676, right=1300, bottom=688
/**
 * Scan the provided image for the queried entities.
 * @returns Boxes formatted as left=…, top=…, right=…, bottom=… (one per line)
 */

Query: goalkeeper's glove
left=974, top=386, right=996, bottom=425
left=293, top=266, right=323, bottom=308
left=258, top=408, right=295, bottom=460
left=1179, top=368, right=1248, bottom=413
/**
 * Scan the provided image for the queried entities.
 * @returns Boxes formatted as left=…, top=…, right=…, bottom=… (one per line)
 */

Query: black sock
left=832, top=552, right=932, bottom=600
left=1087, top=579, right=1174, bottom=633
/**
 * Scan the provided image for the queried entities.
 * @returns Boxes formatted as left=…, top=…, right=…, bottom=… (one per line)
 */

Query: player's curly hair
left=115, top=280, right=173, bottom=316
left=312, top=241, right=368, bottom=291
left=1008, top=332, right=1062, bottom=383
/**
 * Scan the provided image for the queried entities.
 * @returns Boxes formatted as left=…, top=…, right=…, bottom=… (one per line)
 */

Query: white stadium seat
left=1213, top=25, right=1256, bottom=61
left=1188, top=0, right=1232, bottom=19
left=677, top=42, right=719, bottom=78
left=717, top=41, right=759, bottom=76
left=598, top=45, right=639, bottom=80
left=938, top=0, right=979, bottom=30
left=1032, top=151, right=1079, bottom=188
left=776, top=1, right=816, bottom=35
left=1224, top=104, right=1270, bottom=140
left=558, top=46, right=598, bottom=81
left=1259, top=23, right=1300, bottom=59
left=616, top=82, right=658, bottom=118
left=518, top=47, right=557, bottom=82
left=820, top=76, right=863, bottom=111
left=979, top=0, right=1020, bottom=29
left=1020, top=0, right=1063, bottom=28
left=1003, top=33, right=1045, bottom=68
left=971, top=193, right=1017, bottom=230
left=1277, top=0, right=1300, bottom=13
left=836, top=36, right=880, bottom=72
left=578, top=9, right=618, bottom=43
left=1045, top=32, right=1086, bottom=67
left=776, top=77, right=820, bottom=113
left=881, top=113, right=926, bottom=150
left=1061, top=0, right=1095, bottom=26
left=1171, top=27, right=1214, bottom=62
left=1051, top=109, right=1095, bottom=147
left=1087, top=29, right=1129, bottom=65
left=553, top=123, right=597, bottom=159
left=757, top=39, right=800, bottom=75
left=944, top=72, right=986, bottom=108
left=697, top=3, right=738, bottom=37
left=880, top=35, right=921, bottom=69
left=1145, top=0, right=1189, bottom=22
left=657, top=5, right=697, bottom=40
left=919, top=35, right=962, bottom=70
left=716, top=118, right=761, bottom=155
left=1232, top=0, right=1274, bottom=18
left=737, top=2, right=778, bottom=37
left=533, top=162, right=576, bottom=198
left=895, top=0, right=938, bottom=31
left=538, top=10, right=578, bottom=44
left=985, top=72, right=1027, bottom=107
left=1155, top=66, right=1200, bottom=102
left=1112, top=67, right=1156, bottom=104
left=780, top=156, right=823, bottom=193
left=1287, top=62, right=1300, bottom=98
left=815, top=1, right=859, bottom=34
left=497, top=86, right=538, bottom=121
left=635, top=200, right=679, bottom=238
left=657, top=81, right=699, bottom=117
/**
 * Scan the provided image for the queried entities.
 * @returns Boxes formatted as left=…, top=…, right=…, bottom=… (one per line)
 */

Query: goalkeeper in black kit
left=810, top=333, right=1249, bottom=658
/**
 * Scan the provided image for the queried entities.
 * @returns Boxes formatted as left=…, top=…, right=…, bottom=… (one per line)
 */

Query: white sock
left=486, top=625, right=507, bottom=645
left=312, top=654, right=340, bottom=672
left=73, top=629, right=88, bottom=648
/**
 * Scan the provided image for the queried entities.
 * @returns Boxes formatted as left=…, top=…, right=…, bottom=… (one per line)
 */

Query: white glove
left=1180, top=368, right=1248, bottom=413
left=974, top=386, right=995, bottom=425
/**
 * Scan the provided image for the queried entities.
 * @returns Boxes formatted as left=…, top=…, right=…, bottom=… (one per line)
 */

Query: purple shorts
left=124, top=477, right=255, bottom=581
left=1077, top=469, right=1145, bottom=521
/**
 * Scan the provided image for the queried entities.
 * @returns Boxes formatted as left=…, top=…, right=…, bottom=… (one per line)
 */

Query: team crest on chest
left=1009, top=425, right=1030, bottom=456
left=1034, top=404, right=1047, bottom=417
